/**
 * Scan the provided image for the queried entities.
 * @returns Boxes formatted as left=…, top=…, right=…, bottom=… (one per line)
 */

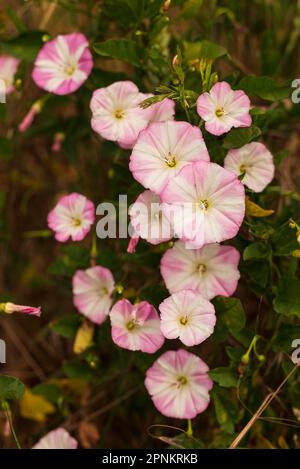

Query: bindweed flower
left=149, top=98, right=175, bottom=123
left=160, top=240, right=240, bottom=299
left=90, top=81, right=153, bottom=148
left=160, top=161, right=245, bottom=249
left=196, top=81, right=252, bottom=136
left=0, top=55, right=20, bottom=95
left=32, top=33, right=93, bottom=95
left=19, top=100, right=42, bottom=133
left=224, top=142, right=275, bottom=192
left=129, top=121, right=210, bottom=195
left=0, top=302, right=41, bottom=317
left=33, top=428, right=77, bottom=449
left=159, top=290, right=216, bottom=346
left=47, top=192, right=95, bottom=242
left=72, top=266, right=115, bottom=325
left=145, top=349, right=213, bottom=419
left=128, top=189, right=173, bottom=252
left=110, top=299, right=164, bottom=353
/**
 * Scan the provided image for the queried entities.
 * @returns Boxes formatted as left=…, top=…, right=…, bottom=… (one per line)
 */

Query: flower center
left=126, top=318, right=137, bottom=331
left=239, top=164, right=247, bottom=175
left=197, top=199, right=209, bottom=210
left=179, top=315, right=188, bottom=325
left=71, top=217, right=82, bottom=227
left=64, top=64, right=76, bottom=76
left=114, top=108, right=125, bottom=119
left=197, top=263, right=207, bottom=274
left=98, top=287, right=108, bottom=297
left=215, top=107, right=224, bottom=117
left=177, top=375, right=188, bottom=386
left=165, top=152, right=177, bottom=168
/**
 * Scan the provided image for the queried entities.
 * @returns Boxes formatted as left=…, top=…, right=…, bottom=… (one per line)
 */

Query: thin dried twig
left=230, top=362, right=300, bottom=449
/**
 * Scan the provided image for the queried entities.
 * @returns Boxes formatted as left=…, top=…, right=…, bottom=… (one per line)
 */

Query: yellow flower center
left=179, top=315, right=188, bottom=325
left=114, top=108, right=125, bottom=119
left=197, top=199, right=209, bottom=210
left=71, top=217, right=82, bottom=227
left=126, top=319, right=137, bottom=331
left=215, top=107, right=224, bottom=117
left=177, top=375, right=188, bottom=386
left=197, top=263, right=207, bottom=274
left=64, top=64, right=76, bottom=76
left=239, top=164, right=247, bottom=175
left=165, top=152, right=177, bottom=168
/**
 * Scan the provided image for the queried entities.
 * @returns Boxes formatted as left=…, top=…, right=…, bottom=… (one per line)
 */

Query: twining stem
left=186, top=418, right=193, bottom=437
left=2, top=401, right=21, bottom=449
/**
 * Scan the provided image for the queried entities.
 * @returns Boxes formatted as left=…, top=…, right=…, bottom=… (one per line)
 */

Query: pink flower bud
left=1, top=302, right=41, bottom=317
left=19, top=101, right=42, bottom=133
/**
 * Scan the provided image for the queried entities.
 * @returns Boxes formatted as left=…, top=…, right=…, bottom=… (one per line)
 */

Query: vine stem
left=2, top=402, right=21, bottom=449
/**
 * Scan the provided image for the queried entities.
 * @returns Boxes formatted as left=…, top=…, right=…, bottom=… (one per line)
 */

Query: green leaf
left=223, top=125, right=261, bottom=149
left=32, top=383, right=64, bottom=405
left=184, top=39, right=227, bottom=61
left=94, top=39, right=145, bottom=67
left=214, top=297, right=246, bottom=336
left=243, top=242, right=272, bottom=261
left=0, top=375, right=25, bottom=401
left=63, top=361, right=94, bottom=381
left=209, top=367, right=238, bottom=388
left=212, top=387, right=240, bottom=434
left=51, top=315, right=82, bottom=338
left=0, top=31, right=45, bottom=61
left=238, top=76, right=290, bottom=101
left=272, top=222, right=299, bottom=256
left=0, top=137, right=13, bottom=160
left=274, top=274, right=300, bottom=318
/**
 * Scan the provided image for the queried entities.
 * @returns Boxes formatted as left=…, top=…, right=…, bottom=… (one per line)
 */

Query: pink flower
left=160, top=161, right=245, bottom=249
left=47, top=192, right=95, bottom=242
left=160, top=240, right=240, bottom=299
left=129, top=121, right=210, bottom=195
left=159, top=290, right=216, bottom=346
left=32, top=33, right=93, bottom=95
left=110, top=299, right=164, bottom=353
left=224, top=142, right=275, bottom=192
left=128, top=190, right=173, bottom=251
left=145, top=349, right=213, bottom=419
left=197, top=81, right=252, bottom=136
left=149, top=98, right=175, bottom=123
left=0, top=55, right=20, bottom=95
left=33, top=428, right=77, bottom=449
left=90, top=81, right=153, bottom=148
left=72, top=266, right=115, bottom=324
left=0, top=302, right=41, bottom=317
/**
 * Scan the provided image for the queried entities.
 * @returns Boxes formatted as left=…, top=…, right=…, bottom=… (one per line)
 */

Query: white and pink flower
left=160, top=161, right=245, bottom=249
left=160, top=240, right=240, bottom=300
left=129, top=121, right=210, bottom=195
left=47, top=193, right=95, bottom=242
left=32, top=33, right=93, bottom=95
left=197, top=81, right=252, bottom=136
left=145, top=349, right=213, bottom=419
left=72, top=266, right=114, bottom=324
left=159, top=290, right=216, bottom=346
left=128, top=189, right=173, bottom=252
left=90, top=81, right=153, bottom=148
left=149, top=98, right=175, bottom=123
left=224, top=141, right=275, bottom=192
left=110, top=299, right=164, bottom=353
left=33, top=428, right=77, bottom=449
left=0, top=55, right=20, bottom=95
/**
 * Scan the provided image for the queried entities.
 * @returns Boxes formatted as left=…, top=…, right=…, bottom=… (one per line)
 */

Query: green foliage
left=0, top=375, right=25, bottom=401
left=222, top=126, right=261, bottom=149
left=94, top=39, right=145, bottom=67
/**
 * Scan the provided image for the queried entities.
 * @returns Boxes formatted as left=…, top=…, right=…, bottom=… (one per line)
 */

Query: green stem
left=2, top=402, right=21, bottom=449
left=186, top=418, right=193, bottom=437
